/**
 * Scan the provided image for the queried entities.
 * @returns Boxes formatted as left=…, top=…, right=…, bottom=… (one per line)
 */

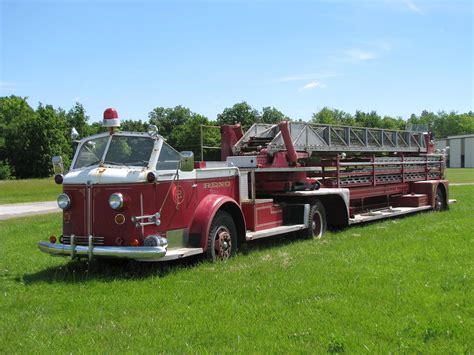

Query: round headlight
left=109, top=193, right=124, bottom=210
left=57, top=193, right=71, bottom=210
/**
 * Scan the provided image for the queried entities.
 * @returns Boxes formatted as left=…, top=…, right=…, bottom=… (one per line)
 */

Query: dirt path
left=0, top=201, right=59, bottom=221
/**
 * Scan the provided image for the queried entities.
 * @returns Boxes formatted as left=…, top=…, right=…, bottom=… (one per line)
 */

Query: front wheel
left=434, top=186, right=447, bottom=211
left=301, top=200, right=327, bottom=239
left=205, top=211, right=238, bottom=261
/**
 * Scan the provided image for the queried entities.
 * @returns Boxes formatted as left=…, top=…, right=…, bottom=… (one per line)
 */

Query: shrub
left=0, top=160, right=13, bottom=180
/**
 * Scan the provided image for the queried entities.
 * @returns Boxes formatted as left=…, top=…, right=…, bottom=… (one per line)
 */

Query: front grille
left=62, top=235, right=105, bottom=246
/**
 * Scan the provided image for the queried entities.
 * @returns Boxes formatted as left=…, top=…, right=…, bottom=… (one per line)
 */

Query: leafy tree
left=311, top=107, right=354, bottom=126
left=0, top=160, right=13, bottom=180
left=2, top=94, right=474, bottom=179
left=407, top=110, right=474, bottom=138
left=148, top=105, right=218, bottom=160
left=121, top=119, right=148, bottom=132
left=434, top=111, right=474, bottom=138
left=260, top=106, right=287, bottom=124
left=0, top=96, right=35, bottom=163
left=0, top=97, right=73, bottom=178
left=354, top=110, right=382, bottom=128
left=148, top=106, right=194, bottom=146
left=381, top=115, right=405, bottom=130
left=312, top=107, right=336, bottom=124
left=216, top=102, right=260, bottom=129
left=66, top=102, right=91, bottom=138
left=173, top=115, right=220, bottom=160
left=88, top=122, right=103, bottom=136
left=36, top=104, right=73, bottom=172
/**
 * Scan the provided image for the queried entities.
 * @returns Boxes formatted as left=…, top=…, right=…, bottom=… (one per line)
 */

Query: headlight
left=109, top=193, right=124, bottom=210
left=57, top=193, right=71, bottom=210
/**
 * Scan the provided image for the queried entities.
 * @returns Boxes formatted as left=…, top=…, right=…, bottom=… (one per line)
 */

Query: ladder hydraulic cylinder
left=278, top=121, right=298, bottom=165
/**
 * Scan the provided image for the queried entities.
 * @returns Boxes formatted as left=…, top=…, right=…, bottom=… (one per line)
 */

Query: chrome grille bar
left=63, top=235, right=104, bottom=246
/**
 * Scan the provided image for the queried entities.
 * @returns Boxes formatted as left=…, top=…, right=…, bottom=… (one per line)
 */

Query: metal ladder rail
left=318, top=155, right=443, bottom=188
left=235, top=122, right=428, bottom=154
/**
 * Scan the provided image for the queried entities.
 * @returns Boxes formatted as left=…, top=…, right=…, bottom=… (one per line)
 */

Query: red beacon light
left=102, top=108, right=121, bottom=128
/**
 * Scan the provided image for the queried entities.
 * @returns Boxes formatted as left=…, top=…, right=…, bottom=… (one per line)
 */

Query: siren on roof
left=102, top=108, right=120, bottom=128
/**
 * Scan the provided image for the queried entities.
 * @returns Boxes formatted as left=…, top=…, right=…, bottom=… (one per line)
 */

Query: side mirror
left=179, top=151, right=194, bottom=172
left=71, top=127, right=79, bottom=141
left=52, top=156, right=64, bottom=175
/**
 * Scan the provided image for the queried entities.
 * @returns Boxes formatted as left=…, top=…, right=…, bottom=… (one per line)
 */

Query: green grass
left=0, top=177, right=61, bottom=204
left=1, top=186, right=472, bottom=353
left=447, top=168, right=474, bottom=183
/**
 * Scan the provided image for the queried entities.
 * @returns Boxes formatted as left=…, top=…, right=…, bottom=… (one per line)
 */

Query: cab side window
left=156, top=142, right=180, bottom=170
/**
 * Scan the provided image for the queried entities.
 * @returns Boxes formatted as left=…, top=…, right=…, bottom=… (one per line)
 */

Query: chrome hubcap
left=312, top=211, right=323, bottom=238
left=214, top=226, right=232, bottom=259
left=435, top=195, right=442, bottom=210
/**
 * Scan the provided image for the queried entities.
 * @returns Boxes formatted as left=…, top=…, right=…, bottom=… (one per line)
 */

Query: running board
left=349, top=205, right=432, bottom=225
left=138, top=247, right=203, bottom=262
left=246, top=224, right=306, bottom=241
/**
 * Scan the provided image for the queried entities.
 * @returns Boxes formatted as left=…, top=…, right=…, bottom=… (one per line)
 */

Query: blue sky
left=1, top=0, right=472, bottom=123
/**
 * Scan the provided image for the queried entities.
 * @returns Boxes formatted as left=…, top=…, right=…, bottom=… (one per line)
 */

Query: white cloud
left=299, top=81, right=326, bottom=92
left=402, top=0, right=423, bottom=14
left=345, top=49, right=377, bottom=61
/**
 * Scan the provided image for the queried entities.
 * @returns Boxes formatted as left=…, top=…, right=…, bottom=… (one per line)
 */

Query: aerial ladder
left=221, top=121, right=447, bottom=223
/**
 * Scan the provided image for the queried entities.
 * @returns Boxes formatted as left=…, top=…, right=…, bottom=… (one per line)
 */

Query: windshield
left=74, top=136, right=109, bottom=169
left=104, top=136, right=154, bottom=167
left=74, top=135, right=154, bottom=169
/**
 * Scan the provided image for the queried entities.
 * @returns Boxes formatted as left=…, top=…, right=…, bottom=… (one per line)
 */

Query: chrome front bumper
left=38, top=241, right=167, bottom=261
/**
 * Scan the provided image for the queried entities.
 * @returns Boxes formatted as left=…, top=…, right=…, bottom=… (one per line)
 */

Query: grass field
left=447, top=168, right=474, bottom=184
left=0, top=177, right=61, bottom=204
left=0, top=185, right=472, bottom=353
left=0, top=168, right=472, bottom=205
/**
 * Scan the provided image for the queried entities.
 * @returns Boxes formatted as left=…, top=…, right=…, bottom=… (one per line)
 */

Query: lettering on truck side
left=203, top=181, right=231, bottom=189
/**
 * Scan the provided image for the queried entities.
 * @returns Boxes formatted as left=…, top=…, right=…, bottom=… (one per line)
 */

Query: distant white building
left=435, top=134, right=474, bottom=168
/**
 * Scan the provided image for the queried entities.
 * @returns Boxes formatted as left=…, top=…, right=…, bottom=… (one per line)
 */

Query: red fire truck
left=39, top=108, right=450, bottom=262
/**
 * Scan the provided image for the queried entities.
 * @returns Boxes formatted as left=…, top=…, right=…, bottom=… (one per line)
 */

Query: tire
left=205, top=211, right=238, bottom=261
left=301, top=200, right=327, bottom=239
left=434, top=186, right=446, bottom=211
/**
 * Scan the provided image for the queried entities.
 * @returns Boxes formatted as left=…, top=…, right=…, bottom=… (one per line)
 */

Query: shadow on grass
left=21, top=231, right=320, bottom=285
left=21, top=256, right=203, bottom=284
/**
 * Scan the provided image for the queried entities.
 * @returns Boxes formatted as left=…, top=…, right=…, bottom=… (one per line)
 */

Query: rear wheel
left=434, top=186, right=446, bottom=211
left=301, top=200, right=327, bottom=239
left=205, top=211, right=238, bottom=261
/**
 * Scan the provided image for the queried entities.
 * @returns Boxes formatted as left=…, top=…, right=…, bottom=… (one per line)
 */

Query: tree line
left=0, top=95, right=472, bottom=179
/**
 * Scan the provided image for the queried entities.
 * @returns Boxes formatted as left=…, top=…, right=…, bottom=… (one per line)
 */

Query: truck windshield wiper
left=83, top=144, right=102, bottom=162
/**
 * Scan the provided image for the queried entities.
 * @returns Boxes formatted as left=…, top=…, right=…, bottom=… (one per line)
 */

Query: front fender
left=189, top=194, right=241, bottom=250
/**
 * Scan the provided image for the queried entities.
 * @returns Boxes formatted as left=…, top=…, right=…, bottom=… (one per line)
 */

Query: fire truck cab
left=39, top=108, right=449, bottom=262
